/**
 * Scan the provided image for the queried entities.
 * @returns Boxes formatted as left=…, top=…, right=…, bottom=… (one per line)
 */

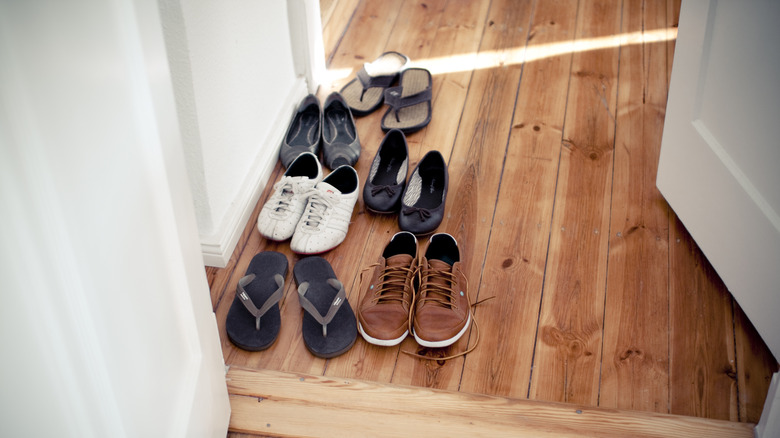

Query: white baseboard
left=200, top=78, right=308, bottom=267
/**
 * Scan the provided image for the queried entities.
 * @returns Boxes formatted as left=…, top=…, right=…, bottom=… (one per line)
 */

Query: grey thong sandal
left=340, top=51, right=410, bottom=117
left=294, top=256, right=357, bottom=358
left=226, top=251, right=289, bottom=351
left=381, top=68, right=433, bottom=134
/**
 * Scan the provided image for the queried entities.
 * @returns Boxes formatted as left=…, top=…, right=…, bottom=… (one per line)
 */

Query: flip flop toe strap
left=237, top=273, right=285, bottom=330
left=383, top=86, right=433, bottom=121
left=297, top=279, right=347, bottom=337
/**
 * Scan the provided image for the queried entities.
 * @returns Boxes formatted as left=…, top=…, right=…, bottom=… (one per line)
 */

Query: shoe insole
left=414, top=166, right=445, bottom=209
left=287, top=108, right=319, bottom=147
left=324, top=105, right=355, bottom=145
left=373, top=155, right=402, bottom=186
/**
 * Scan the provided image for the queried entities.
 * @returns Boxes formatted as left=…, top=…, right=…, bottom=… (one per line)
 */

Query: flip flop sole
left=340, top=79, right=386, bottom=115
left=293, top=256, right=357, bottom=358
left=226, top=251, right=289, bottom=351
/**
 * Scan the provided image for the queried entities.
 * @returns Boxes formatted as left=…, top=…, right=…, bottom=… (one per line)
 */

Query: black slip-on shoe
left=363, top=129, right=408, bottom=214
left=322, top=92, right=360, bottom=169
left=398, top=150, right=448, bottom=235
left=280, top=94, right=322, bottom=169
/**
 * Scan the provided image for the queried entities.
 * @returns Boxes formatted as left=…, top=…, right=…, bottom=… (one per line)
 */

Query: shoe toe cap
left=290, top=229, right=346, bottom=254
left=257, top=213, right=297, bottom=241
left=398, top=207, right=444, bottom=235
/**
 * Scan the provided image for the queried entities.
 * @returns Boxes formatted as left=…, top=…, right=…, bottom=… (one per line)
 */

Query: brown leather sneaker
left=412, top=233, right=470, bottom=348
left=357, top=232, right=418, bottom=346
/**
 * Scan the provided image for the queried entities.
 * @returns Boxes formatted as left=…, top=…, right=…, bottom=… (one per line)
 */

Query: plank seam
left=596, top=0, right=625, bottom=409
left=456, top=0, right=538, bottom=392
left=325, top=0, right=363, bottom=66
left=527, top=0, right=581, bottom=400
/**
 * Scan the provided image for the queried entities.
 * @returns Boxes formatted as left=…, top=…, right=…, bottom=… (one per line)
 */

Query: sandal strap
left=236, top=273, right=285, bottom=330
left=384, top=85, right=432, bottom=112
left=356, top=67, right=398, bottom=91
left=297, top=278, right=347, bottom=337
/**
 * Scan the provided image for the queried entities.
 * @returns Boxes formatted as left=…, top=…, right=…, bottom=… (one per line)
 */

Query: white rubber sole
left=358, top=322, right=408, bottom=347
left=412, top=313, right=471, bottom=348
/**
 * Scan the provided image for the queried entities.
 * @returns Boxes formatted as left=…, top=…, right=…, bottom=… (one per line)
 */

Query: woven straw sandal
left=340, top=51, right=409, bottom=116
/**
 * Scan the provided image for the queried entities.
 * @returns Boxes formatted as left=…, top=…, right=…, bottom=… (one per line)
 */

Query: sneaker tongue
left=386, top=253, right=413, bottom=267
left=286, top=175, right=310, bottom=183
left=317, top=181, right=342, bottom=196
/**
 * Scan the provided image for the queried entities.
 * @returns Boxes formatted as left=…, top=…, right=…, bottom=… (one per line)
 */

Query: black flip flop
left=340, top=51, right=409, bottom=116
left=293, top=256, right=357, bottom=358
left=380, top=68, right=433, bottom=134
left=226, top=251, right=289, bottom=351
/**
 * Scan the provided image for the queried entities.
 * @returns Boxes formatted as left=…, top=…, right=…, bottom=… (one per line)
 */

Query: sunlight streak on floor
left=324, top=27, right=678, bottom=84
left=413, top=27, right=678, bottom=75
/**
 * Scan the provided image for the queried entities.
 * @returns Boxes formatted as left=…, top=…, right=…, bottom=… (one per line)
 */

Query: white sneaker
left=257, top=152, right=323, bottom=241
left=290, top=165, right=359, bottom=254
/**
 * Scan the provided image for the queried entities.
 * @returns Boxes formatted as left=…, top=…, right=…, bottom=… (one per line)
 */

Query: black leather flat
left=363, top=129, right=408, bottom=214
left=322, top=92, right=360, bottom=169
left=398, top=150, right=447, bottom=235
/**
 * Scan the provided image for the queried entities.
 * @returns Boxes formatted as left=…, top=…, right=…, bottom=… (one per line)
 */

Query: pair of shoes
left=226, top=252, right=357, bottom=358
left=363, top=130, right=448, bottom=235
left=340, top=51, right=432, bottom=134
left=358, top=232, right=481, bottom=360
left=279, top=93, right=361, bottom=170
left=257, top=152, right=359, bottom=254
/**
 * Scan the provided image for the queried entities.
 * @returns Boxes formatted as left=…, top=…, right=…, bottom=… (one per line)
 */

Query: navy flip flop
left=226, top=251, right=289, bottom=351
left=293, top=256, right=357, bottom=358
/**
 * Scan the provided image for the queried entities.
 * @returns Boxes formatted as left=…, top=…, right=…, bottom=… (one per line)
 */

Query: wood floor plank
left=326, top=0, right=406, bottom=74
left=322, top=0, right=362, bottom=63
left=321, top=0, right=452, bottom=384
left=389, top=0, right=535, bottom=391
left=734, top=300, right=778, bottom=423
left=598, top=0, right=671, bottom=413
left=528, top=0, right=622, bottom=406
left=669, top=216, right=738, bottom=421
left=458, top=0, right=579, bottom=399
left=408, top=0, right=492, bottom=158
left=227, top=366, right=755, bottom=438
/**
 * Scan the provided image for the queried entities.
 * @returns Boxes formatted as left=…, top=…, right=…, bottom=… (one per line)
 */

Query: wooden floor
left=209, top=0, right=778, bottom=433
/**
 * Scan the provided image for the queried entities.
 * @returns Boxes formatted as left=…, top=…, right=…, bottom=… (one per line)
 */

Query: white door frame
left=0, top=0, right=230, bottom=435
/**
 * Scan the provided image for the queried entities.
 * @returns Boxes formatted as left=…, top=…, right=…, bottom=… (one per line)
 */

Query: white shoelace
left=269, top=179, right=304, bottom=214
left=299, top=190, right=338, bottom=230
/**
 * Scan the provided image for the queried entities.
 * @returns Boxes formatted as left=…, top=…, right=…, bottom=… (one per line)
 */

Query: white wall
left=160, top=0, right=311, bottom=266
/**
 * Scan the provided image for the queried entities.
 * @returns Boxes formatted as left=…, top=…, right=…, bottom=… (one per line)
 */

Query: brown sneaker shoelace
left=360, top=256, right=415, bottom=308
left=402, top=261, right=494, bottom=361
